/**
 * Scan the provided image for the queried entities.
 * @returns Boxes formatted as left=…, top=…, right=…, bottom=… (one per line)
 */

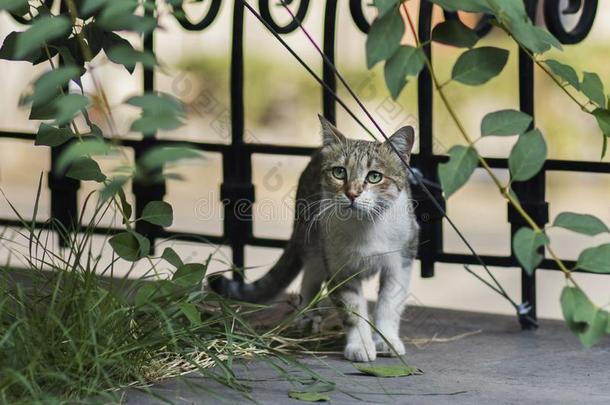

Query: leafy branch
left=365, top=0, right=610, bottom=346
left=0, top=0, right=198, bottom=261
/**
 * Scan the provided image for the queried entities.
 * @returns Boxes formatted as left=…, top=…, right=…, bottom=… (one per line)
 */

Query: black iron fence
left=1, top=0, right=607, bottom=327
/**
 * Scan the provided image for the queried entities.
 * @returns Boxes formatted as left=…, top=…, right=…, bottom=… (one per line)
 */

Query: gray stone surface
left=124, top=307, right=610, bottom=404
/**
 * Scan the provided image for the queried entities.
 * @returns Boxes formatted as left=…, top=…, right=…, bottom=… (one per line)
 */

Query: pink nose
left=345, top=190, right=360, bottom=202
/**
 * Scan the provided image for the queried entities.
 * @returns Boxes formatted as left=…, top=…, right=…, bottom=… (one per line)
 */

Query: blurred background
left=0, top=1, right=608, bottom=320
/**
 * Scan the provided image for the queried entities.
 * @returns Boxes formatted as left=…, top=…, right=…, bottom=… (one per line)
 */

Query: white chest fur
left=323, top=191, right=414, bottom=277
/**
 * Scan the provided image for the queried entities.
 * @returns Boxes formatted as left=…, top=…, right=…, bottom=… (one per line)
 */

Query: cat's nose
left=345, top=190, right=360, bottom=202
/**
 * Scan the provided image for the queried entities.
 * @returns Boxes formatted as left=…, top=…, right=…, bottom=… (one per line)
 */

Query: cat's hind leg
left=296, top=257, right=326, bottom=332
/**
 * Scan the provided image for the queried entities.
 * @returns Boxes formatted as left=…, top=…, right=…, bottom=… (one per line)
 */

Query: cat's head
left=318, top=115, right=415, bottom=216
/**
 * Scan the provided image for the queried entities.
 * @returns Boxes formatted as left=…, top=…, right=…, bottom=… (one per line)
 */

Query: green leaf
left=106, top=44, right=156, bottom=74
left=581, top=310, right=609, bottom=348
left=553, top=212, right=609, bottom=236
left=383, top=46, right=425, bottom=99
left=288, top=391, right=330, bottom=402
left=109, top=231, right=150, bottom=261
left=560, top=287, right=608, bottom=348
left=178, top=302, right=201, bottom=325
left=99, top=175, right=128, bottom=203
left=116, top=185, right=132, bottom=224
left=592, top=108, right=610, bottom=136
left=438, top=145, right=478, bottom=198
left=162, top=247, right=183, bottom=268
left=497, top=3, right=561, bottom=54
left=56, top=138, right=111, bottom=173
left=0, top=0, right=28, bottom=13
left=512, top=227, right=549, bottom=275
left=481, top=109, right=532, bottom=137
left=172, top=263, right=206, bottom=287
left=141, top=201, right=173, bottom=227
left=581, top=72, right=606, bottom=108
left=81, top=0, right=109, bottom=15
left=127, top=93, right=185, bottom=134
left=576, top=244, right=610, bottom=274
left=131, top=114, right=184, bottom=134
left=287, top=382, right=335, bottom=403
left=0, top=31, right=42, bottom=62
left=508, top=129, right=547, bottom=182
left=560, top=286, right=590, bottom=335
left=371, top=0, right=399, bottom=19
left=15, top=15, right=71, bottom=59
left=135, top=281, right=173, bottom=307
left=353, top=363, right=423, bottom=378
left=29, top=98, right=58, bottom=120
left=451, top=47, right=509, bottom=86
left=544, top=59, right=579, bottom=90
left=28, top=67, right=81, bottom=107
left=431, top=19, right=479, bottom=48
left=52, top=94, right=90, bottom=126
left=138, top=145, right=201, bottom=173
left=97, top=1, right=156, bottom=34
left=101, top=31, right=137, bottom=73
left=35, top=124, right=73, bottom=147
left=512, top=24, right=561, bottom=54
left=66, top=157, right=106, bottom=182
left=365, top=7, right=404, bottom=69
left=428, top=0, right=493, bottom=13
left=593, top=109, right=610, bottom=158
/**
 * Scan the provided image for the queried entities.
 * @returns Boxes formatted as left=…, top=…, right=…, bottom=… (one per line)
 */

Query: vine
left=365, top=0, right=610, bottom=347
left=0, top=0, right=204, bottom=314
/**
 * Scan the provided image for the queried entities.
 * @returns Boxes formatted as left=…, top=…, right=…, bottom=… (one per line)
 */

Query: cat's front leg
left=374, top=255, right=412, bottom=357
left=331, top=280, right=376, bottom=362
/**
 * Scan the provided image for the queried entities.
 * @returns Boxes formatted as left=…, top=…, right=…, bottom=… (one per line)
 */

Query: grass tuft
left=0, top=187, right=325, bottom=403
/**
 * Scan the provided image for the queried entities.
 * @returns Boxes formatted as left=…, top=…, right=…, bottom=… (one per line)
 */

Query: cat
left=210, top=115, right=419, bottom=362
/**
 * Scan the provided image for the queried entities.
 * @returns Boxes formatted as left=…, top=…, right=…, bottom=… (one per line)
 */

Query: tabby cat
left=211, top=115, right=419, bottom=362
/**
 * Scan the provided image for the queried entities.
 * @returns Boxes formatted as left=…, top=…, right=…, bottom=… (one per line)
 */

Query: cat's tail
left=207, top=240, right=302, bottom=303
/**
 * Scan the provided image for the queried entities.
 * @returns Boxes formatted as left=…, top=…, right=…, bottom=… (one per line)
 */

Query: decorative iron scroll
left=349, top=0, right=370, bottom=33
left=544, top=0, right=598, bottom=44
left=1, top=0, right=604, bottom=328
left=6, top=0, right=599, bottom=46
left=347, top=0, right=598, bottom=44
left=174, top=0, right=222, bottom=31
left=258, top=0, right=310, bottom=34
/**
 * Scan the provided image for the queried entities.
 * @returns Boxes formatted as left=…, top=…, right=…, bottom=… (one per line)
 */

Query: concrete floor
left=123, top=306, right=610, bottom=404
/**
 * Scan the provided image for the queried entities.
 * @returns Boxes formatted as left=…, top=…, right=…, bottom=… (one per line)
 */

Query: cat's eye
left=366, top=171, right=383, bottom=184
left=331, top=166, right=347, bottom=180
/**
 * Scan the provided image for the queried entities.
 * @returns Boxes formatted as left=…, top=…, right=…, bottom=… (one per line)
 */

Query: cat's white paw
left=374, top=335, right=405, bottom=357
left=344, top=340, right=377, bottom=362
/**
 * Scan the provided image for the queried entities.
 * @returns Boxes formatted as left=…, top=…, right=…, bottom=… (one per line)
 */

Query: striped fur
left=210, top=115, right=419, bottom=361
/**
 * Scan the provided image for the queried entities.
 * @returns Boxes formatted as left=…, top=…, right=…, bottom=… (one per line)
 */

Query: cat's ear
left=318, top=114, right=346, bottom=147
left=385, top=126, right=415, bottom=159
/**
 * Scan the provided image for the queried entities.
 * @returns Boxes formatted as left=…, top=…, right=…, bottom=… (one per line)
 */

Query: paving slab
left=123, top=306, right=610, bottom=404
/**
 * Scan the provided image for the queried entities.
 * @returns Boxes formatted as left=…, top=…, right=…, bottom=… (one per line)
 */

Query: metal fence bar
left=221, top=0, right=254, bottom=280
left=509, top=0, right=548, bottom=328
left=132, top=8, right=166, bottom=254
left=415, top=0, right=444, bottom=279
left=0, top=1, right=608, bottom=326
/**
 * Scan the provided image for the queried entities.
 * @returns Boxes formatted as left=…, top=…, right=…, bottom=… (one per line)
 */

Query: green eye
left=331, top=166, right=347, bottom=180
left=366, top=171, right=383, bottom=184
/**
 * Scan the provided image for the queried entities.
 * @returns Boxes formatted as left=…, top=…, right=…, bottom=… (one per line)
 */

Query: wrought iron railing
left=1, top=0, right=606, bottom=327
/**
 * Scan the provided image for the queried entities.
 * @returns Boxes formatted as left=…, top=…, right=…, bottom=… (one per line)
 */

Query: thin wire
left=243, top=1, right=528, bottom=320
left=240, top=2, right=376, bottom=140
left=275, top=1, right=520, bottom=310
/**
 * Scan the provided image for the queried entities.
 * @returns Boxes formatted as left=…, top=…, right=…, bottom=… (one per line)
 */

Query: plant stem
left=511, top=34, right=592, bottom=113
left=401, top=4, right=579, bottom=288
